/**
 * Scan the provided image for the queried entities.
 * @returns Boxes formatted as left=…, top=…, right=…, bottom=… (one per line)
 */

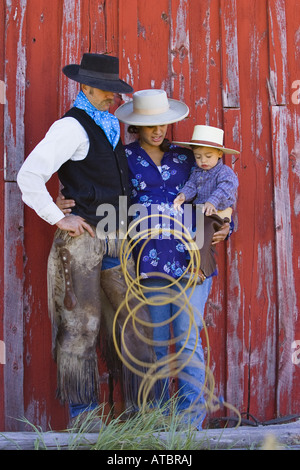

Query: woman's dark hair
left=127, top=125, right=171, bottom=153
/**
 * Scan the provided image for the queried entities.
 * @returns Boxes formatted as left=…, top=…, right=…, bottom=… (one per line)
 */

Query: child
left=173, top=125, right=239, bottom=280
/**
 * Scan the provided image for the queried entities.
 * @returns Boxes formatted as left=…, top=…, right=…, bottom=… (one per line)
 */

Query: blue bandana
left=73, top=91, right=120, bottom=149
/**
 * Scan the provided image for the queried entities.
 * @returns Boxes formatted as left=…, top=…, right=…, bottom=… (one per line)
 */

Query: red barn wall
left=0, top=0, right=299, bottom=431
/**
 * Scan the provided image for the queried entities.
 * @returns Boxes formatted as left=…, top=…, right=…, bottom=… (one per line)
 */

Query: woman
left=118, top=89, right=232, bottom=429
left=58, top=89, right=231, bottom=429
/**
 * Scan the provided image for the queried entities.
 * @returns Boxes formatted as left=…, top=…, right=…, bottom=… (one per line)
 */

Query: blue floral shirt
left=125, top=140, right=196, bottom=279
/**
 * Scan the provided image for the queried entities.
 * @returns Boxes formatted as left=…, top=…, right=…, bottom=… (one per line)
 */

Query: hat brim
left=172, top=141, right=240, bottom=155
left=114, top=98, right=189, bottom=125
left=62, top=64, right=134, bottom=94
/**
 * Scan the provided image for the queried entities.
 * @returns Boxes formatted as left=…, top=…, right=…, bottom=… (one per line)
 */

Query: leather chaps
left=47, top=228, right=155, bottom=408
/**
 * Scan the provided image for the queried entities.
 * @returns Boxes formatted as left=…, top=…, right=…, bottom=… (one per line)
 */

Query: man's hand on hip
left=56, top=215, right=95, bottom=238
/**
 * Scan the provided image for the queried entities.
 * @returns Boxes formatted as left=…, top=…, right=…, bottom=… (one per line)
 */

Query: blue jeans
left=142, top=276, right=213, bottom=429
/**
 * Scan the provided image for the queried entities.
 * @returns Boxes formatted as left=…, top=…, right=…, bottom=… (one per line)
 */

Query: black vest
left=58, top=107, right=129, bottom=227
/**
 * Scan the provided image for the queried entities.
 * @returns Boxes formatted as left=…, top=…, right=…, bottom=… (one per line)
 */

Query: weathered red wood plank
left=87, top=0, right=106, bottom=53
left=22, top=0, right=69, bottom=431
left=135, top=0, right=170, bottom=91
left=286, top=0, right=300, bottom=80
left=267, top=0, right=289, bottom=105
left=2, top=0, right=27, bottom=432
left=0, top=0, right=5, bottom=432
left=169, top=0, right=191, bottom=141
left=289, top=125, right=300, bottom=400
left=225, top=0, right=278, bottom=421
left=134, top=0, right=175, bottom=150
left=4, top=0, right=26, bottom=182
left=220, top=0, right=240, bottom=108
left=1, top=0, right=300, bottom=433
left=271, top=107, right=300, bottom=417
left=4, top=183, right=25, bottom=431
left=187, top=0, right=223, bottom=130
left=104, top=0, right=119, bottom=56
left=59, top=0, right=88, bottom=115
left=286, top=2, right=300, bottom=394
left=118, top=0, right=138, bottom=93
left=268, top=0, right=300, bottom=418
left=117, top=0, right=137, bottom=143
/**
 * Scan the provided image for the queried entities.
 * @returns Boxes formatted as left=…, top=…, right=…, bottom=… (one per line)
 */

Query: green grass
left=11, top=395, right=209, bottom=450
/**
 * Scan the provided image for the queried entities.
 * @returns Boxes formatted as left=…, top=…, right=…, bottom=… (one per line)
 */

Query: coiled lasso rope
left=112, top=211, right=241, bottom=428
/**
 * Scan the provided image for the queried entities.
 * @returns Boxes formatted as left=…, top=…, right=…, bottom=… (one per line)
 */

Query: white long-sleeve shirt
left=17, top=117, right=90, bottom=225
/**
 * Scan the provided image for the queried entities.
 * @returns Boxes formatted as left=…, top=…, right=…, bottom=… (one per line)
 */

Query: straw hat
left=173, top=125, right=240, bottom=155
left=63, top=53, right=133, bottom=94
left=114, top=89, right=189, bottom=125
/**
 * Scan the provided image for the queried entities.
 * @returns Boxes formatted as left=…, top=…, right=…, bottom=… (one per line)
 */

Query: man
left=17, top=53, right=154, bottom=430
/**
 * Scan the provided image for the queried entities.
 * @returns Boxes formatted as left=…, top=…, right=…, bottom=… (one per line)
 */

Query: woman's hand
left=212, top=222, right=230, bottom=245
left=56, top=194, right=75, bottom=215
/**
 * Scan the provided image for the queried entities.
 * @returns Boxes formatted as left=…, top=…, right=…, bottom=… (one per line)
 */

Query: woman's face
left=139, top=125, right=168, bottom=148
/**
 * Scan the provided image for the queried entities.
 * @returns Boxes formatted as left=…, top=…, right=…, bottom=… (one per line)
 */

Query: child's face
left=193, top=146, right=223, bottom=170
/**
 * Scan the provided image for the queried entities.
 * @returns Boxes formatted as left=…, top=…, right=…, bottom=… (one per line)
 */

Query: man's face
left=82, top=85, right=115, bottom=111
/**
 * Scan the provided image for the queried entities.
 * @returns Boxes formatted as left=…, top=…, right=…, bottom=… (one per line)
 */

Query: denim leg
left=173, top=277, right=213, bottom=427
left=101, top=254, right=121, bottom=270
left=69, top=401, right=99, bottom=418
left=142, top=278, right=174, bottom=404
left=142, top=276, right=213, bottom=427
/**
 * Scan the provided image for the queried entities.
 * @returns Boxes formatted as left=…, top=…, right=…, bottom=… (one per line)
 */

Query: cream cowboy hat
left=114, top=89, right=189, bottom=125
left=173, top=125, right=240, bottom=155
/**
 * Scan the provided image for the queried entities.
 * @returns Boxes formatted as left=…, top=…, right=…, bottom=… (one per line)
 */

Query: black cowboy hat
left=62, top=53, right=133, bottom=94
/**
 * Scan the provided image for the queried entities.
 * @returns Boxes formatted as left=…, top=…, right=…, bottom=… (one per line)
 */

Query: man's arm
left=17, top=117, right=91, bottom=235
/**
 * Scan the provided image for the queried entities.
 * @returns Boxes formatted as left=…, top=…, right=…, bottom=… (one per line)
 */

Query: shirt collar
left=195, top=157, right=223, bottom=175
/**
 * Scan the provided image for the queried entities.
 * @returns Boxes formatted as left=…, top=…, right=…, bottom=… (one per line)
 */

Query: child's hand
left=202, top=202, right=217, bottom=216
left=173, top=193, right=186, bottom=211
left=56, top=194, right=75, bottom=215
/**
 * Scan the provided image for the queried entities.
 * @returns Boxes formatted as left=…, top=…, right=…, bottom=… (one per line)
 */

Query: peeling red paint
left=1, top=0, right=300, bottom=432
